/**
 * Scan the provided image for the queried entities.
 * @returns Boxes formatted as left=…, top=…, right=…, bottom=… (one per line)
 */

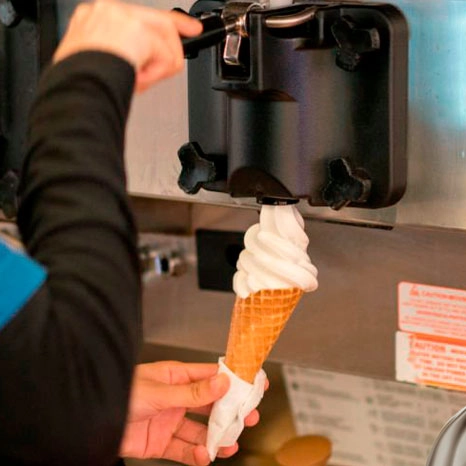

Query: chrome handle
left=265, top=6, right=318, bottom=28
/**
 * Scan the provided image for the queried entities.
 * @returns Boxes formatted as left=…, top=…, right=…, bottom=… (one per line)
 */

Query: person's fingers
left=141, top=10, right=202, bottom=38
left=187, top=405, right=260, bottom=429
left=169, top=418, right=240, bottom=463
left=135, top=17, right=185, bottom=90
left=173, top=417, right=208, bottom=446
left=187, top=404, right=213, bottom=416
left=165, top=10, right=203, bottom=37
left=137, top=362, right=220, bottom=385
left=145, top=12, right=184, bottom=63
left=55, top=1, right=151, bottom=66
left=163, top=438, right=210, bottom=466
left=147, top=372, right=230, bottom=410
left=114, top=5, right=199, bottom=78
left=99, top=1, right=202, bottom=39
left=192, top=443, right=239, bottom=464
left=56, top=0, right=201, bottom=78
left=217, top=443, right=239, bottom=458
left=111, top=4, right=202, bottom=38
left=244, top=408, right=260, bottom=427
left=135, top=36, right=179, bottom=91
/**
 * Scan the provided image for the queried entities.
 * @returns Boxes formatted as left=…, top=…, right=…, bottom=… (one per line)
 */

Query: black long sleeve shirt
left=0, top=52, right=141, bottom=466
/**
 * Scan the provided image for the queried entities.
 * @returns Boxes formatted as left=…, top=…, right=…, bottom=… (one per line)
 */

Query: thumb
left=158, top=373, right=230, bottom=410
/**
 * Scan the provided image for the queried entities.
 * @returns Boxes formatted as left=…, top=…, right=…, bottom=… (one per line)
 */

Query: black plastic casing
left=184, top=1, right=408, bottom=208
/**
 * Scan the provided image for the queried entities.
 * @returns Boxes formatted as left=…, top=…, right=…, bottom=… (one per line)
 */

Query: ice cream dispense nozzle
left=177, top=0, right=409, bottom=209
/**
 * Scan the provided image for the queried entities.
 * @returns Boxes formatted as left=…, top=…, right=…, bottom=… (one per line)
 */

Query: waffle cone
left=224, top=288, right=303, bottom=383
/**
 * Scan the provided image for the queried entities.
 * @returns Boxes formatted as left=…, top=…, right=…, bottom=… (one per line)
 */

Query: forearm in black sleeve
left=0, top=52, right=141, bottom=466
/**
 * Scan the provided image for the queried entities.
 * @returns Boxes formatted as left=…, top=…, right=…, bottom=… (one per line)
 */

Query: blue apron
left=0, top=235, right=46, bottom=330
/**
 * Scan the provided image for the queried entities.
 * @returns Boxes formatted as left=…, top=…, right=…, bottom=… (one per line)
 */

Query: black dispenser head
left=178, top=0, right=408, bottom=209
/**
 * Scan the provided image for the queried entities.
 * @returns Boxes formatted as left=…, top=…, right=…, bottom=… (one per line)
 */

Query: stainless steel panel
left=131, top=197, right=192, bottom=233
left=57, top=0, right=466, bottom=230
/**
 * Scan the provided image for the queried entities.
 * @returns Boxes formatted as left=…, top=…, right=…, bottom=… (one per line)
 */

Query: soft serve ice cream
left=233, top=204, right=318, bottom=298
left=207, top=204, right=318, bottom=461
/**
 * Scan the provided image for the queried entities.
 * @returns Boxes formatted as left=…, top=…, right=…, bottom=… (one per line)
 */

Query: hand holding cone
left=207, top=205, right=318, bottom=460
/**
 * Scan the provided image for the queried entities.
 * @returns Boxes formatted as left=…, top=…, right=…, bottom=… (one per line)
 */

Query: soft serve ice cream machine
left=178, top=0, right=408, bottom=210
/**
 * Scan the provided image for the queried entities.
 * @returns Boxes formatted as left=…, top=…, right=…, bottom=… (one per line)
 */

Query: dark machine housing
left=178, top=0, right=408, bottom=210
left=0, top=0, right=57, bottom=218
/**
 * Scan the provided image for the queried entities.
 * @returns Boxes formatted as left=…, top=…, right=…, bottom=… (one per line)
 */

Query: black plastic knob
left=178, top=142, right=218, bottom=195
left=331, top=16, right=380, bottom=72
left=322, top=158, right=371, bottom=210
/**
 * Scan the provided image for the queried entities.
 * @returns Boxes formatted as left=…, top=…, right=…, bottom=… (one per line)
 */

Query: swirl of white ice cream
left=233, top=205, right=318, bottom=298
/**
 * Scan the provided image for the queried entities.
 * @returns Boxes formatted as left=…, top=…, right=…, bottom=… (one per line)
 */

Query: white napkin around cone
left=206, top=357, right=267, bottom=461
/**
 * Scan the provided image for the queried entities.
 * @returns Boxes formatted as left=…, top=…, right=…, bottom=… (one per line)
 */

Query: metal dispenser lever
left=181, top=14, right=234, bottom=58
left=180, top=2, right=261, bottom=60
left=181, top=4, right=322, bottom=61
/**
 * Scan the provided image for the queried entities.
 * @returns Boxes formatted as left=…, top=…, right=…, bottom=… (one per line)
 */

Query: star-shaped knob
left=322, top=158, right=371, bottom=210
left=331, top=16, right=380, bottom=72
left=177, top=142, right=218, bottom=195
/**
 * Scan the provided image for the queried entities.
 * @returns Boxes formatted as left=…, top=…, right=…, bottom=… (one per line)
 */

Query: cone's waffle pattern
left=225, top=288, right=303, bottom=383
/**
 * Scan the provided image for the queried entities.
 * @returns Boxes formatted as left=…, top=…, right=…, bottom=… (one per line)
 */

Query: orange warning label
left=396, top=331, right=466, bottom=391
left=398, top=282, right=466, bottom=340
